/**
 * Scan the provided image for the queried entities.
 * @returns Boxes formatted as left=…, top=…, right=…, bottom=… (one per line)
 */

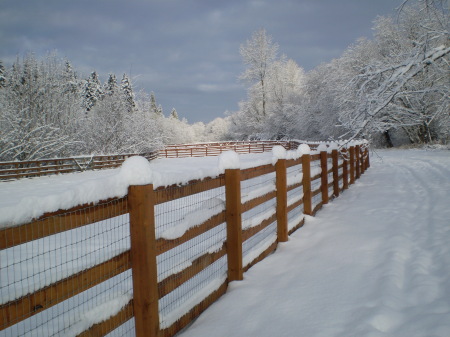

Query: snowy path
left=178, top=149, right=450, bottom=337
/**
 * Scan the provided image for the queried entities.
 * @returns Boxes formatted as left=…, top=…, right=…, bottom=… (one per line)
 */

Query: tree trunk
left=383, top=130, right=394, bottom=148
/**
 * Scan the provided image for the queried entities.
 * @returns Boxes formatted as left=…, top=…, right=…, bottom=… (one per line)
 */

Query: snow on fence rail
left=0, top=141, right=369, bottom=337
left=0, top=141, right=299, bottom=181
left=0, top=153, right=158, bottom=181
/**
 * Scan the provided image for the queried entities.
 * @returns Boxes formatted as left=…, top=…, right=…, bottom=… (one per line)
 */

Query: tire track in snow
left=352, top=151, right=450, bottom=336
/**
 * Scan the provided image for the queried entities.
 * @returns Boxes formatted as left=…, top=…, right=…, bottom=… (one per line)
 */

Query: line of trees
left=1, top=0, right=447, bottom=162
left=0, top=54, right=230, bottom=162
left=229, top=0, right=449, bottom=146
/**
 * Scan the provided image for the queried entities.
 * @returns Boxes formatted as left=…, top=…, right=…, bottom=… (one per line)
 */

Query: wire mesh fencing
left=0, top=198, right=133, bottom=337
left=286, top=160, right=304, bottom=233
left=240, top=165, right=277, bottom=270
left=154, top=180, right=228, bottom=331
left=310, top=157, right=322, bottom=212
left=1, top=142, right=369, bottom=337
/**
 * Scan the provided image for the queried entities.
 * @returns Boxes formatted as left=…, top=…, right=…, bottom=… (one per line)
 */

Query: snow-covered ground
left=2, top=147, right=448, bottom=337
left=178, top=149, right=450, bottom=337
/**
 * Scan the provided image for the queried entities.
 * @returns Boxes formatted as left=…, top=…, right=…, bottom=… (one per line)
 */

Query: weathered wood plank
left=0, top=251, right=131, bottom=330
left=241, top=191, right=276, bottom=213
left=242, top=213, right=277, bottom=242
left=154, top=176, right=225, bottom=205
left=0, top=197, right=128, bottom=250
left=156, top=211, right=226, bottom=255
left=128, top=184, right=159, bottom=337
left=225, top=169, right=243, bottom=281
left=240, top=164, right=276, bottom=181
left=287, top=198, right=303, bottom=213
left=276, top=159, right=288, bottom=242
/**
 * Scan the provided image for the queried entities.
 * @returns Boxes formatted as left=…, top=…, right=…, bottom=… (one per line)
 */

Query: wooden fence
left=0, top=141, right=299, bottom=181
left=0, top=142, right=369, bottom=337
left=0, top=153, right=158, bottom=180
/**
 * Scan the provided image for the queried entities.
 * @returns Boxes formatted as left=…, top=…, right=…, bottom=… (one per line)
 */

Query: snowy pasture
left=2, top=147, right=448, bottom=337
left=178, top=148, right=450, bottom=337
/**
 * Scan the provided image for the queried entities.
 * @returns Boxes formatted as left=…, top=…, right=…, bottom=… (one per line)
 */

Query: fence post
left=349, top=146, right=355, bottom=185
left=302, top=154, right=312, bottom=215
left=355, top=144, right=361, bottom=179
left=332, top=149, right=339, bottom=197
left=128, top=184, right=159, bottom=337
left=276, top=159, right=288, bottom=242
left=225, top=169, right=243, bottom=281
left=320, top=151, right=329, bottom=204
left=342, top=148, right=349, bottom=190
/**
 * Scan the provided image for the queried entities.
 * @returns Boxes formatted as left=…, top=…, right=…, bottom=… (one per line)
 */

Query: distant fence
left=0, top=153, right=158, bottom=181
left=0, top=141, right=369, bottom=337
left=0, top=141, right=300, bottom=181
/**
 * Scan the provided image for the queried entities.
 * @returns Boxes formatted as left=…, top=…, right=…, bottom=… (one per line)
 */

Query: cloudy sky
left=1, top=0, right=402, bottom=123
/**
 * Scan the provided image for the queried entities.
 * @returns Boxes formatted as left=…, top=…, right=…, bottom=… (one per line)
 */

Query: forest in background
left=0, top=56, right=230, bottom=162
left=0, top=0, right=448, bottom=162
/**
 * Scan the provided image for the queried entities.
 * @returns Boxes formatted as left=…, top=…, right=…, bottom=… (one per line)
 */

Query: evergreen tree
left=121, top=73, right=135, bottom=113
left=149, top=92, right=159, bottom=115
left=0, top=60, right=5, bottom=88
left=157, top=104, right=164, bottom=117
left=62, top=60, right=78, bottom=94
left=104, top=74, right=118, bottom=96
left=83, top=71, right=103, bottom=113
left=170, top=108, right=179, bottom=120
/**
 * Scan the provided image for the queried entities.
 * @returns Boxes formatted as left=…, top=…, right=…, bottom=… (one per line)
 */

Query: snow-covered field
left=1, top=147, right=448, bottom=337
left=178, top=149, right=450, bottom=337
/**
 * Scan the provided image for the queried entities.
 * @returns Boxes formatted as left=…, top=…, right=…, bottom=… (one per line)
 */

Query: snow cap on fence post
left=218, top=151, right=240, bottom=171
left=120, top=156, right=153, bottom=185
left=317, top=143, right=327, bottom=152
left=297, top=144, right=311, bottom=155
left=272, top=145, right=287, bottom=164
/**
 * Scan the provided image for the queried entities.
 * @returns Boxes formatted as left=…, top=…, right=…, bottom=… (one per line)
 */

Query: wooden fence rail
left=0, top=153, right=158, bottom=180
left=0, top=141, right=369, bottom=337
left=0, top=140, right=305, bottom=181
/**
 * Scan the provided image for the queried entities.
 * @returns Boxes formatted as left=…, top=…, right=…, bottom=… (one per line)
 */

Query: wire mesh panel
left=286, top=161, right=304, bottom=233
left=241, top=169, right=276, bottom=204
left=242, top=220, right=277, bottom=269
left=310, top=159, right=322, bottom=210
left=106, top=318, right=136, bottom=337
left=288, top=196, right=304, bottom=222
left=0, top=199, right=133, bottom=337
left=154, top=182, right=228, bottom=330
left=327, top=157, right=334, bottom=198
left=339, top=152, right=347, bottom=190
left=286, top=161, right=303, bottom=190
left=287, top=181, right=303, bottom=209
left=240, top=166, right=277, bottom=269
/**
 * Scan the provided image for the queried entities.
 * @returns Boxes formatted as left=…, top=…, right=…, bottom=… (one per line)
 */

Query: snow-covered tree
left=0, top=61, right=5, bottom=88
left=204, top=117, right=230, bottom=141
left=82, top=71, right=103, bottom=113
left=231, top=30, right=307, bottom=140
left=104, top=74, right=118, bottom=96
left=170, top=108, right=179, bottom=120
left=0, top=53, right=81, bottom=160
left=338, top=1, right=449, bottom=144
left=121, top=73, right=135, bottom=113
left=239, top=29, right=278, bottom=120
